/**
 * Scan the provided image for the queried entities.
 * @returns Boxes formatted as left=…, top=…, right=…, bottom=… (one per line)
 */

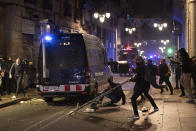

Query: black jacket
left=159, top=63, right=169, bottom=77
left=180, top=57, right=191, bottom=73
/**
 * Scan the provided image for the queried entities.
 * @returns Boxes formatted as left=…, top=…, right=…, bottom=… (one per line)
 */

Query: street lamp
left=93, top=12, right=111, bottom=41
left=125, top=27, right=136, bottom=34
left=161, top=40, right=169, bottom=45
left=105, top=13, right=110, bottom=18
left=94, top=13, right=99, bottom=19
left=134, top=42, right=141, bottom=47
left=159, top=46, right=166, bottom=53
left=93, top=12, right=110, bottom=23
left=99, top=15, right=105, bottom=23
left=154, top=22, right=168, bottom=31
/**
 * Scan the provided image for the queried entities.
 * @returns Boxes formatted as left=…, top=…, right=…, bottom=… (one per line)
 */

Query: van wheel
left=43, top=97, right=53, bottom=103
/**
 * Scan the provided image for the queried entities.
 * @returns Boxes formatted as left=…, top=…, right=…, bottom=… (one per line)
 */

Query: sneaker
left=11, top=96, right=16, bottom=99
left=154, top=107, right=159, bottom=112
left=179, top=94, right=185, bottom=97
left=186, top=99, right=195, bottom=103
left=129, top=115, right=140, bottom=120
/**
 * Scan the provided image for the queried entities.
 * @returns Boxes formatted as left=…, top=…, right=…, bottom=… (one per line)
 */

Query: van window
left=45, top=35, right=86, bottom=69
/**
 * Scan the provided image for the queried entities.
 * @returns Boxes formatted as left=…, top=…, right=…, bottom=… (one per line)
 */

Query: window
left=24, top=0, right=37, bottom=5
left=43, top=0, right=52, bottom=11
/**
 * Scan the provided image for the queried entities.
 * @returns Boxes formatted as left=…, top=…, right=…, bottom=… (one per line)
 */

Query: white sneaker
left=11, top=96, right=16, bottom=99
left=83, top=108, right=95, bottom=113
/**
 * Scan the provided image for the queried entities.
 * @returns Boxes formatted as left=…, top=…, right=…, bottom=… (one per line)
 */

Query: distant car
left=37, top=33, right=112, bottom=102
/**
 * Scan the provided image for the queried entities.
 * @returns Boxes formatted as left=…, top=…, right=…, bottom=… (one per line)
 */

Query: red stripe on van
left=76, top=85, right=82, bottom=91
left=65, top=85, right=70, bottom=91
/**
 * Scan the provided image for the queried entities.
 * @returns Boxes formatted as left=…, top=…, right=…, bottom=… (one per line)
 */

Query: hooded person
left=129, top=56, right=159, bottom=120
left=178, top=48, right=194, bottom=103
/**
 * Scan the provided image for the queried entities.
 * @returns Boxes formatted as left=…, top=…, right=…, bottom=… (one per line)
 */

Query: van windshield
left=45, top=35, right=86, bottom=69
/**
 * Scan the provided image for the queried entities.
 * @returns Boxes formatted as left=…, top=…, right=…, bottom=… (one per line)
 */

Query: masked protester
left=9, top=58, right=25, bottom=98
left=158, top=59, right=173, bottom=95
left=130, top=56, right=158, bottom=120
left=178, top=48, right=194, bottom=103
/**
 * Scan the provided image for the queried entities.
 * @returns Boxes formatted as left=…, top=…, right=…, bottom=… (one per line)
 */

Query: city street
left=0, top=74, right=195, bottom=131
left=0, top=1, right=196, bottom=130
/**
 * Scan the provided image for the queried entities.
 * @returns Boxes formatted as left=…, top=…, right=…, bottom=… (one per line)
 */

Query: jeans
left=180, top=73, right=193, bottom=99
left=131, top=81, right=157, bottom=116
left=15, top=76, right=25, bottom=95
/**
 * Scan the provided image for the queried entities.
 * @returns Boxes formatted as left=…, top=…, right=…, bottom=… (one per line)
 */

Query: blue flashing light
left=150, top=55, right=153, bottom=59
left=44, top=35, right=53, bottom=42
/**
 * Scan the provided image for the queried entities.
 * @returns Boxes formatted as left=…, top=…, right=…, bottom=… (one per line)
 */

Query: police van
left=37, top=33, right=112, bottom=102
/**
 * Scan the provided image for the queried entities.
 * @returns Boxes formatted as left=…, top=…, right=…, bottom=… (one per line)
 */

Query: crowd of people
left=129, top=48, right=196, bottom=120
left=0, top=57, right=36, bottom=100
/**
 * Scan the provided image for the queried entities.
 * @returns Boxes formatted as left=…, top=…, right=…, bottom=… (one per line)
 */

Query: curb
left=0, top=97, right=32, bottom=109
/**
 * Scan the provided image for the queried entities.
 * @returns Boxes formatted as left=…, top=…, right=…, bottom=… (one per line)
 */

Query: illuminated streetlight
left=125, top=27, right=136, bottom=34
left=129, top=29, right=132, bottom=34
left=99, top=16, right=105, bottom=23
left=105, top=13, right=110, bottom=18
left=132, top=28, right=136, bottom=31
left=125, top=28, right=129, bottom=32
left=94, top=13, right=99, bottom=19
left=161, top=40, right=169, bottom=45
left=153, top=22, right=168, bottom=31
left=154, top=23, right=158, bottom=27
left=159, top=46, right=166, bottom=53
left=134, top=42, right=141, bottom=47
left=163, top=23, right=167, bottom=27
left=158, top=26, right=163, bottom=31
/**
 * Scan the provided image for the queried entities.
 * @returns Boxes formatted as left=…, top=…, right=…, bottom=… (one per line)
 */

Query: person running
left=158, top=59, right=173, bottom=95
left=9, top=58, right=25, bottom=98
left=130, top=56, right=158, bottom=120
left=145, top=59, right=168, bottom=93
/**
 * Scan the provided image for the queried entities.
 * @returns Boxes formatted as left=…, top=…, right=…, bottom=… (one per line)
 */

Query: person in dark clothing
left=130, top=56, right=158, bottom=120
left=9, top=58, right=25, bottom=98
left=145, top=59, right=168, bottom=94
left=5, top=57, right=14, bottom=94
left=0, top=58, right=6, bottom=95
left=108, top=58, right=114, bottom=72
left=113, top=61, right=119, bottom=73
left=24, top=61, right=36, bottom=89
left=103, top=79, right=126, bottom=105
left=169, top=54, right=185, bottom=97
left=191, top=56, right=196, bottom=97
left=158, top=59, right=173, bottom=95
left=178, top=48, right=194, bottom=103
left=0, top=64, right=5, bottom=95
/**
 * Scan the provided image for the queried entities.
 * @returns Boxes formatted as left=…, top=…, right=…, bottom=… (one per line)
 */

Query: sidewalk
left=0, top=88, right=39, bottom=108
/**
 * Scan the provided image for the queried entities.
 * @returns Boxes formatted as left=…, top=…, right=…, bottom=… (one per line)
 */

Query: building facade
left=0, top=0, right=125, bottom=65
